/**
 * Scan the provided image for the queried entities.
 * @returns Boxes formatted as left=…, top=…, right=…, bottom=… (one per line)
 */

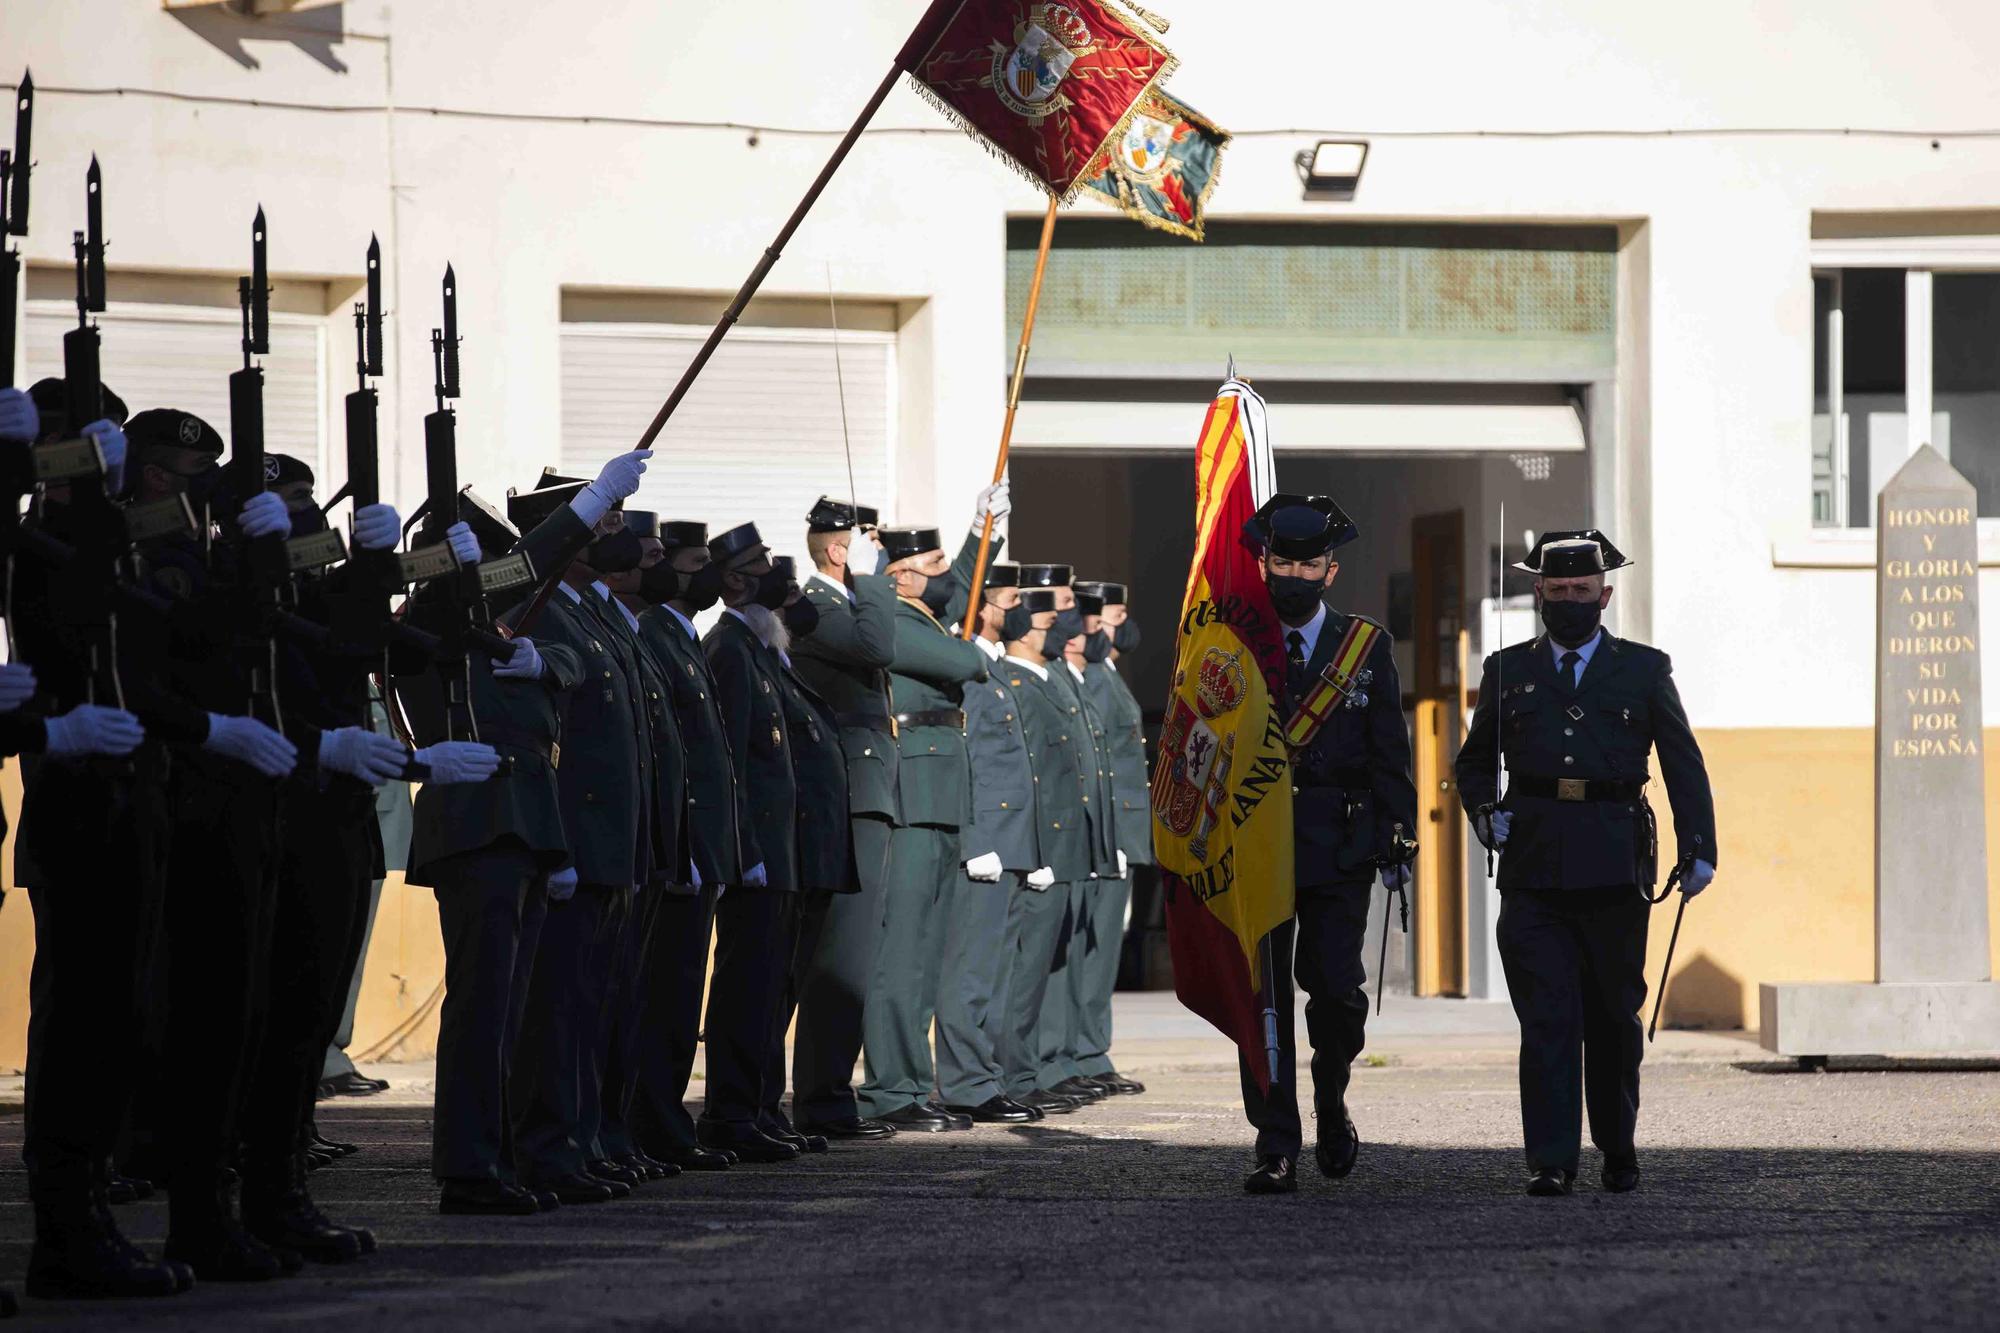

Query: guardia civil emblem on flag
left=1082, top=88, right=1228, bottom=240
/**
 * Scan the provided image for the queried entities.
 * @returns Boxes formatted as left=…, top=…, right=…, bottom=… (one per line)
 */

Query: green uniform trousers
left=998, top=878, right=1073, bottom=1102
left=934, top=869, right=1023, bottom=1107
left=1073, top=876, right=1130, bottom=1079
left=791, top=814, right=894, bottom=1124
left=857, top=824, right=957, bottom=1117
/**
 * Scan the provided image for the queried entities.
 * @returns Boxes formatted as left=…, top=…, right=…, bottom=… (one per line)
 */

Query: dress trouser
left=762, top=891, right=827, bottom=1135
left=21, top=753, right=168, bottom=1201
left=430, top=844, right=548, bottom=1182
left=573, top=883, right=632, bottom=1163
left=594, top=886, right=653, bottom=1161
left=1073, top=875, right=1131, bottom=1079
left=935, top=870, right=1024, bottom=1107
left=858, top=824, right=957, bottom=1118
left=700, top=886, right=789, bottom=1127
left=792, top=813, right=894, bottom=1124
left=512, top=883, right=617, bottom=1184
left=1035, top=881, right=1090, bottom=1089
left=1238, top=881, right=1372, bottom=1160
left=998, top=878, right=1071, bottom=1102
left=1497, top=887, right=1651, bottom=1175
left=321, top=874, right=384, bottom=1084
left=629, top=883, right=717, bottom=1152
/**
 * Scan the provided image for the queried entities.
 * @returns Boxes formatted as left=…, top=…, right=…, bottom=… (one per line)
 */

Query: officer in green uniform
left=1456, top=530, right=1716, bottom=1198
left=788, top=498, right=900, bottom=1140
left=937, top=563, right=1046, bottom=1122
left=857, top=524, right=991, bottom=1131
left=1073, top=579, right=1150, bottom=1096
left=633, top=522, right=741, bottom=1172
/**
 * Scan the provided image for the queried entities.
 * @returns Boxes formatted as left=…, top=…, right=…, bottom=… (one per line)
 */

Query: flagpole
left=961, top=194, right=1060, bottom=640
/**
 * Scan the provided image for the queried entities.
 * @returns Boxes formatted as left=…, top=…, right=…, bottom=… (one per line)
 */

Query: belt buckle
left=1556, top=778, right=1586, bottom=801
left=550, top=741, right=561, bottom=770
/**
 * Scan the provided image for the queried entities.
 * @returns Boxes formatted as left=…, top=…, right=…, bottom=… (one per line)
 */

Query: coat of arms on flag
left=1082, top=88, right=1228, bottom=240
left=906, top=1, right=1178, bottom=200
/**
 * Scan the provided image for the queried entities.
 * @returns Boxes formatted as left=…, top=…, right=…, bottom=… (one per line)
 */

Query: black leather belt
left=475, top=722, right=557, bottom=767
left=895, top=709, right=965, bottom=730
left=835, top=710, right=898, bottom=735
left=1296, top=767, right=1369, bottom=791
left=1512, top=775, right=1645, bottom=803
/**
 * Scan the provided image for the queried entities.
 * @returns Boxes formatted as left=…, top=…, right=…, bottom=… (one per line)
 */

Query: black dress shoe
left=697, top=1125, right=801, bottom=1163
left=438, top=1179, right=540, bottom=1216
left=922, top=1101, right=976, bottom=1131
left=620, top=1153, right=681, bottom=1181
left=876, top=1104, right=968, bottom=1133
left=105, top=1171, right=155, bottom=1205
left=1099, top=1072, right=1147, bottom=1095
left=1313, top=1115, right=1359, bottom=1180
left=1052, top=1076, right=1107, bottom=1102
left=653, top=1145, right=733, bottom=1171
left=318, top=1071, right=384, bottom=1100
left=1526, top=1168, right=1576, bottom=1197
left=531, top=1190, right=561, bottom=1212
left=587, top=1159, right=643, bottom=1188
left=309, top=1128, right=360, bottom=1159
left=1244, top=1155, right=1298, bottom=1195
left=1602, top=1159, right=1640, bottom=1193
left=945, top=1095, right=1037, bottom=1124
left=535, top=1173, right=615, bottom=1205
left=1020, top=1089, right=1081, bottom=1115
left=797, top=1116, right=896, bottom=1141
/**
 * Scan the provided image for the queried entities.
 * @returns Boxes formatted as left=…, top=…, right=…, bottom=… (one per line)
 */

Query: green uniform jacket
left=1084, top=658, right=1154, bottom=866
left=402, top=507, right=593, bottom=886
left=779, top=660, right=856, bottom=892
left=887, top=596, right=988, bottom=831
left=639, top=606, right=743, bottom=887
left=790, top=571, right=900, bottom=823
left=705, top=611, right=798, bottom=891
left=616, top=598, right=689, bottom=893
left=959, top=648, right=1040, bottom=871
left=1010, top=658, right=1090, bottom=881
left=536, top=586, right=650, bottom=888
left=939, top=529, right=998, bottom=635
left=1049, top=661, right=1120, bottom=877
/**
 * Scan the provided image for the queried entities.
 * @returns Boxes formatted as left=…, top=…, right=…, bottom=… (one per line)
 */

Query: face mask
left=918, top=574, right=956, bottom=618
left=1112, top=618, right=1141, bottom=653
left=639, top=558, right=682, bottom=604
left=1266, top=573, right=1323, bottom=621
left=1043, top=607, right=1085, bottom=660
left=678, top=561, right=725, bottom=614
left=1001, top=604, right=1038, bottom=643
left=783, top=597, right=820, bottom=638
left=1539, top=595, right=1603, bottom=646
left=287, top=504, right=329, bottom=538
left=754, top=567, right=791, bottom=610
left=183, top=462, right=225, bottom=511
left=585, top=527, right=643, bottom=575
left=1083, top=629, right=1113, bottom=664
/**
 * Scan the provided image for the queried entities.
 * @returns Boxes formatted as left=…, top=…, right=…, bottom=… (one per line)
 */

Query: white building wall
left=10, top=0, right=2000, bottom=728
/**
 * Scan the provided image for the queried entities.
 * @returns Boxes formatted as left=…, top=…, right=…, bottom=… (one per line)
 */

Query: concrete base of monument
left=1760, top=980, right=2000, bottom=1057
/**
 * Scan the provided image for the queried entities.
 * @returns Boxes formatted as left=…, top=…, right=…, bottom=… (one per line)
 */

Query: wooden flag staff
left=960, top=194, right=1060, bottom=640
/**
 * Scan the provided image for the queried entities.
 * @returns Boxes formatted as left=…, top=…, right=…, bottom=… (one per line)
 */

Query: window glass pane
left=1812, top=275, right=1837, bottom=527
left=1932, top=272, right=2000, bottom=517
left=1842, top=268, right=1905, bottom=526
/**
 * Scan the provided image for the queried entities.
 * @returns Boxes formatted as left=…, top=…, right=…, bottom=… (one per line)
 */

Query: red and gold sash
left=1282, top=617, right=1383, bottom=752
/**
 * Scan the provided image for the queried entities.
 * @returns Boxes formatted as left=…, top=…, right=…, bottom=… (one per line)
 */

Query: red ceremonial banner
left=906, top=1, right=1178, bottom=201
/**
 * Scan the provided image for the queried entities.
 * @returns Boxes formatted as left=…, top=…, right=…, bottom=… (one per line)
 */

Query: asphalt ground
left=1, top=996, right=1996, bottom=1331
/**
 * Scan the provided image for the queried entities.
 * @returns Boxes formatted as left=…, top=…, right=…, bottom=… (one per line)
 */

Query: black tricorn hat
left=660, top=520, right=708, bottom=550
left=1016, top=562, right=1073, bottom=588
left=877, top=526, right=942, bottom=562
left=1514, top=529, right=1631, bottom=577
left=1072, top=579, right=1126, bottom=606
left=506, top=479, right=586, bottom=533
left=458, top=487, right=521, bottom=553
left=126, top=408, right=225, bottom=461
left=623, top=510, right=660, bottom=540
left=1075, top=589, right=1105, bottom=615
left=1017, top=588, right=1059, bottom=615
left=1244, top=493, right=1358, bottom=560
left=534, top=467, right=588, bottom=490
left=708, top=522, right=767, bottom=565
left=984, top=562, right=1020, bottom=589
left=806, top=496, right=881, bottom=533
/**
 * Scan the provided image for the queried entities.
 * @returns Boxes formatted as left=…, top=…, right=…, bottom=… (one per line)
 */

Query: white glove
left=416, top=741, right=502, bottom=784
left=1477, top=808, right=1512, bottom=850
left=318, top=726, right=407, bottom=786
left=572, top=449, right=653, bottom=527
left=974, top=478, right=1012, bottom=522
left=1682, top=859, right=1716, bottom=899
left=238, top=491, right=292, bottom=541
left=690, top=863, right=702, bottom=890
left=493, top=637, right=543, bottom=680
left=1116, top=849, right=1129, bottom=878
left=444, top=520, right=481, bottom=565
left=0, top=387, right=38, bottom=443
left=1381, top=863, right=1412, bottom=892
left=203, top=712, right=298, bottom=778
left=547, top=865, right=578, bottom=901
left=965, top=851, right=1004, bottom=883
left=352, top=502, right=401, bottom=552
left=743, top=862, right=768, bottom=889
left=44, top=704, right=143, bottom=759
left=0, top=662, right=37, bottom=712
left=82, top=419, right=127, bottom=494
left=1027, top=867, right=1056, bottom=890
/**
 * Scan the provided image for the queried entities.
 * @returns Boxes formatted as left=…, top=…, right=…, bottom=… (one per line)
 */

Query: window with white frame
left=1813, top=256, right=2000, bottom=527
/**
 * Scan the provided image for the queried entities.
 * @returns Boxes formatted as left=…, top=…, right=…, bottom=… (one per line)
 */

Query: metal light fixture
left=1296, top=139, right=1369, bottom=200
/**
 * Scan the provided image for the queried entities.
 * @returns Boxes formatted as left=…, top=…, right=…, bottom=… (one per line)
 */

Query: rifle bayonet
left=83, top=156, right=104, bottom=313
left=363, top=232, right=383, bottom=377
left=7, top=72, right=32, bottom=237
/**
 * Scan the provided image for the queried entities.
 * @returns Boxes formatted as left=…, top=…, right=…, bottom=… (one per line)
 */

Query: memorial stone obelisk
left=1762, top=445, right=1998, bottom=1056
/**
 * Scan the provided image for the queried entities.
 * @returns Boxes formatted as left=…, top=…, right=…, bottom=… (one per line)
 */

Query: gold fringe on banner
left=1111, top=1, right=1172, bottom=33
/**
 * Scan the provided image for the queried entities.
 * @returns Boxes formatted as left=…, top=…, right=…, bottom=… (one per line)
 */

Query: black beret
left=877, top=526, right=942, bottom=561
left=660, top=520, right=708, bottom=550
left=1018, top=588, right=1058, bottom=614
left=623, top=510, right=660, bottom=540
left=708, top=522, right=766, bottom=565
left=983, top=562, right=1020, bottom=589
left=1244, top=493, right=1357, bottom=560
left=265, top=453, right=314, bottom=489
left=29, top=377, right=129, bottom=436
left=1515, top=529, right=1631, bottom=576
left=1016, top=563, right=1072, bottom=588
left=125, top=408, right=224, bottom=460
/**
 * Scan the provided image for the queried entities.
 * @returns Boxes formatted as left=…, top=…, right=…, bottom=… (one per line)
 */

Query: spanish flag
left=1153, top=379, right=1295, bottom=1090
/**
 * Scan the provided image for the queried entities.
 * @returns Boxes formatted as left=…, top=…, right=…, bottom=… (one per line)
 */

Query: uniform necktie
left=1560, top=649, right=1581, bottom=691
left=1286, top=630, right=1308, bottom=699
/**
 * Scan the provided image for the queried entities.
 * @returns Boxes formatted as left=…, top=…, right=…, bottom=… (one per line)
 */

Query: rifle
left=1, top=71, right=30, bottom=389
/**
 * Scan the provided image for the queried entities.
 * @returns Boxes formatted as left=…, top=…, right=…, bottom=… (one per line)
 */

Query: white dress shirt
left=1004, top=653, right=1048, bottom=680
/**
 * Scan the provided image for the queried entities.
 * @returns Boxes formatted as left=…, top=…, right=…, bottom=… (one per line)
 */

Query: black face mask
left=1111, top=618, right=1141, bottom=653
left=1266, top=573, right=1324, bottom=621
left=287, top=504, right=329, bottom=537
left=677, top=560, right=724, bottom=613
left=638, top=558, right=682, bottom=604
left=585, top=527, right=643, bottom=575
left=783, top=597, right=820, bottom=638
left=753, top=567, right=791, bottom=610
left=1043, top=607, right=1085, bottom=660
left=184, top=462, right=226, bottom=513
left=1539, top=596, right=1603, bottom=646
left=1001, top=604, right=1038, bottom=643
left=918, top=574, right=956, bottom=618
left=1083, top=629, right=1113, bottom=664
